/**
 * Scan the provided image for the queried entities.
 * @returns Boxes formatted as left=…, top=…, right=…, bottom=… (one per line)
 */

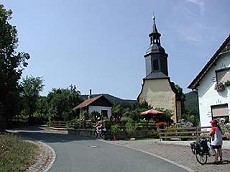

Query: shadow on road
left=206, top=160, right=230, bottom=165
left=7, top=125, right=96, bottom=143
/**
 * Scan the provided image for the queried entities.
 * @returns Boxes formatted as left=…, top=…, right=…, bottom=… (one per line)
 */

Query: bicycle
left=190, top=137, right=214, bottom=165
left=95, top=128, right=106, bottom=139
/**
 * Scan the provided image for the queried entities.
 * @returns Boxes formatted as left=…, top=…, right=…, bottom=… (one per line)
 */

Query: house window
left=152, top=59, right=159, bottom=71
left=211, top=104, right=229, bottom=118
left=216, top=67, right=230, bottom=83
left=101, top=110, right=108, bottom=118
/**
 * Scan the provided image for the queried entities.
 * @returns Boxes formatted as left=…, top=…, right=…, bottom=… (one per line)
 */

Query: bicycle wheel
left=95, top=130, right=104, bottom=139
left=195, top=151, right=207, bottom=165
left=94, top=130, right=99, bottom=139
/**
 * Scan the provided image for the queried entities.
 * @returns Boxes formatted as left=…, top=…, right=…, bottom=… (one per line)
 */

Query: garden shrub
left=147, top=129, right=159, bottom=138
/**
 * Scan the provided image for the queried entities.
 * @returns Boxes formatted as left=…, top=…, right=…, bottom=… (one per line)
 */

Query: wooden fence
left=50, top=121, right=67, bottom=128
left=158, top=126, right=211, bottom=141
left=137, top=121, right=156, bottom=130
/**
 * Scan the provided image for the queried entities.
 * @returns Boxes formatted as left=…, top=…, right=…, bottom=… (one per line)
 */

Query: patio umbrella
left=140, top=109, right=163, bottom=120
left=141, top=109, right=163, bottom=116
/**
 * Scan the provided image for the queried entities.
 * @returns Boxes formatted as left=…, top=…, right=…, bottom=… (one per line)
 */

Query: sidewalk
left=159, top=140, right=230, bottom=149
left=104, top=139, right=230, bottom=172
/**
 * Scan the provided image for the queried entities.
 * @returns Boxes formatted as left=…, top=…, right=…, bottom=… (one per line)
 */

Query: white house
left=73, top=95, right=113, bottom=118
left=188, top=35, right=230, bottom=127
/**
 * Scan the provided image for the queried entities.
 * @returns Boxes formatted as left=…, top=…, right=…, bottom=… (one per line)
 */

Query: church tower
left=138, top=16, right=181, bottom=123
left=144, top=16, right=168, bottom=79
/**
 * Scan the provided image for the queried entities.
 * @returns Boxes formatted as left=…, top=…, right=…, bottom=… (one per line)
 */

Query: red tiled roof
left=73, top=95, right=102, bottom=110
left=188, top=34, right=230, bottom=90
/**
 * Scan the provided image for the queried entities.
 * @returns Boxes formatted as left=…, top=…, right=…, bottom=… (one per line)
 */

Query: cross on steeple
left=152, top=12, right=156, bottom=25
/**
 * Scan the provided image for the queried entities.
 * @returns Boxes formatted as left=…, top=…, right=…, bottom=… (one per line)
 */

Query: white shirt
left=210, top=126, right=222, bottom=146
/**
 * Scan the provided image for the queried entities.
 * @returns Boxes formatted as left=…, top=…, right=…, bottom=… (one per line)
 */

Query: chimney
left=88, top=89, right=92, bottom=99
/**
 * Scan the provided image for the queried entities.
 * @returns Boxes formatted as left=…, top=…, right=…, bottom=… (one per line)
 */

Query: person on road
left=209, top=119, right=223, bottom=164
left=95, top=117, right=106, bottom=138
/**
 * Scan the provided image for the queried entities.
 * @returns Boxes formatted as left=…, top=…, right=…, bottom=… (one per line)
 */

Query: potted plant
left=111, top=124, right=121, bottom=140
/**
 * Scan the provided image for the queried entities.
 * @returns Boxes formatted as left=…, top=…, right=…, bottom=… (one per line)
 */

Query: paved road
left=17, top=127, right=189, bottom=172
left=108, top=139, right=230, bottom=172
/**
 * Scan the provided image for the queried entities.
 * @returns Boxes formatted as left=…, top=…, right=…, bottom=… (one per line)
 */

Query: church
left=138, top=17, right=182, bottom=122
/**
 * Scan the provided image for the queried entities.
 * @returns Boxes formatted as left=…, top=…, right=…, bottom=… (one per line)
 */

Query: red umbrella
left=141, top=109, right=163, bottom=116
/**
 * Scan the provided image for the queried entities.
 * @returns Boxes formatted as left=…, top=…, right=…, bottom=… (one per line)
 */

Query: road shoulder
left=25, top=140, right=56, bottom=172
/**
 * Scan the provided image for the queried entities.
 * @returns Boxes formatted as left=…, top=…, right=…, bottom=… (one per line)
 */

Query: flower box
left=214, top=82, right=225, bottom=92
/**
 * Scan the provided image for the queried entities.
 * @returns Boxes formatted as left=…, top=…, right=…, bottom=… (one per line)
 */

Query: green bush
left=105, top=120, right=112, bottom=130
left=220, top=123, right=230, bottom=140
left=111, top=124, right=121, bottom=135
left=125, top=118, right=137, bottom=137
left=147, top=130, right=159, bottom=138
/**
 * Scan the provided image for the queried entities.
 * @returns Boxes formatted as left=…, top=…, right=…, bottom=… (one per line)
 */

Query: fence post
left=157, top=128, right=161, bottom=141
left=196, top=126, right=198, bottom=139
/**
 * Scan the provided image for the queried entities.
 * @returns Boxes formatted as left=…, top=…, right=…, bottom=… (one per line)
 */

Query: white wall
left=197, top=52, right=230, bottom=127
left=88, top=106, right=112, bottom=118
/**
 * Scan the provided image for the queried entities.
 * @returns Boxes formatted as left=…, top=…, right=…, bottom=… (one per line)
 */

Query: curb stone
left=25, top=140, right=56, bottom=172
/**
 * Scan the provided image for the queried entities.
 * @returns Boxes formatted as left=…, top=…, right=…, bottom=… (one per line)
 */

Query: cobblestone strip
left=105, top=140, right=230, bottom=172
left=25, top=141, right=56, bottom=172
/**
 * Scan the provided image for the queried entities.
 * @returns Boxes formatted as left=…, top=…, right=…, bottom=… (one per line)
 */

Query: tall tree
left=35, top=96, right=49, bottom=118
left=21, top=76, right=44, bottom=123
left=175, top=84, right=186, bottom=114
left=0, top=5, right=29, bottom=130
left=47, top=85, right=81, bottom=121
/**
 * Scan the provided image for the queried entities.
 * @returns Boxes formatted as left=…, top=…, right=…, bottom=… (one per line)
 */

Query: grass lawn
left=0, top=133, right=39, bottom=172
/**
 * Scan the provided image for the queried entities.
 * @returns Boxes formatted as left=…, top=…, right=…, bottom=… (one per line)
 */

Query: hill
left=80, top=94, right=137, bottom=106
left=184, top=91, right=199, bottom=113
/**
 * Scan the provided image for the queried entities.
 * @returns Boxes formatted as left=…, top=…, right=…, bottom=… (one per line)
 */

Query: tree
left=0, top=5, right=30, bottom=130
left=155, top=107, right=174, bottom=124
left=20, top=76, right=44, bottom=123
left=36, top=96, right=49, bottom=116
left=184, top=108, right=199, bottom=126
left=47, top=85, right=81, bottom=121
left=174, top=84, right=186, bottom=114
left=111, top=101, right=151, bottom=123
left=111, top=103, right=124, bottom=121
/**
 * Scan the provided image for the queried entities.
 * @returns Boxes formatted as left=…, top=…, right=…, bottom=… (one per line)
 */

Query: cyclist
left=95, top=117, right=106, bottom=138
left=209, top=119, right=223, bottom=164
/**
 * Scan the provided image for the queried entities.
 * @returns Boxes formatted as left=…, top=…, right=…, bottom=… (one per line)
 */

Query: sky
left=1, top=0, right=230, bottom=100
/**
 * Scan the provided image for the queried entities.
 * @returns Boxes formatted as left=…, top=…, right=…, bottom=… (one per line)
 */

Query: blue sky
left=1, top=0, right=230, bottom=99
